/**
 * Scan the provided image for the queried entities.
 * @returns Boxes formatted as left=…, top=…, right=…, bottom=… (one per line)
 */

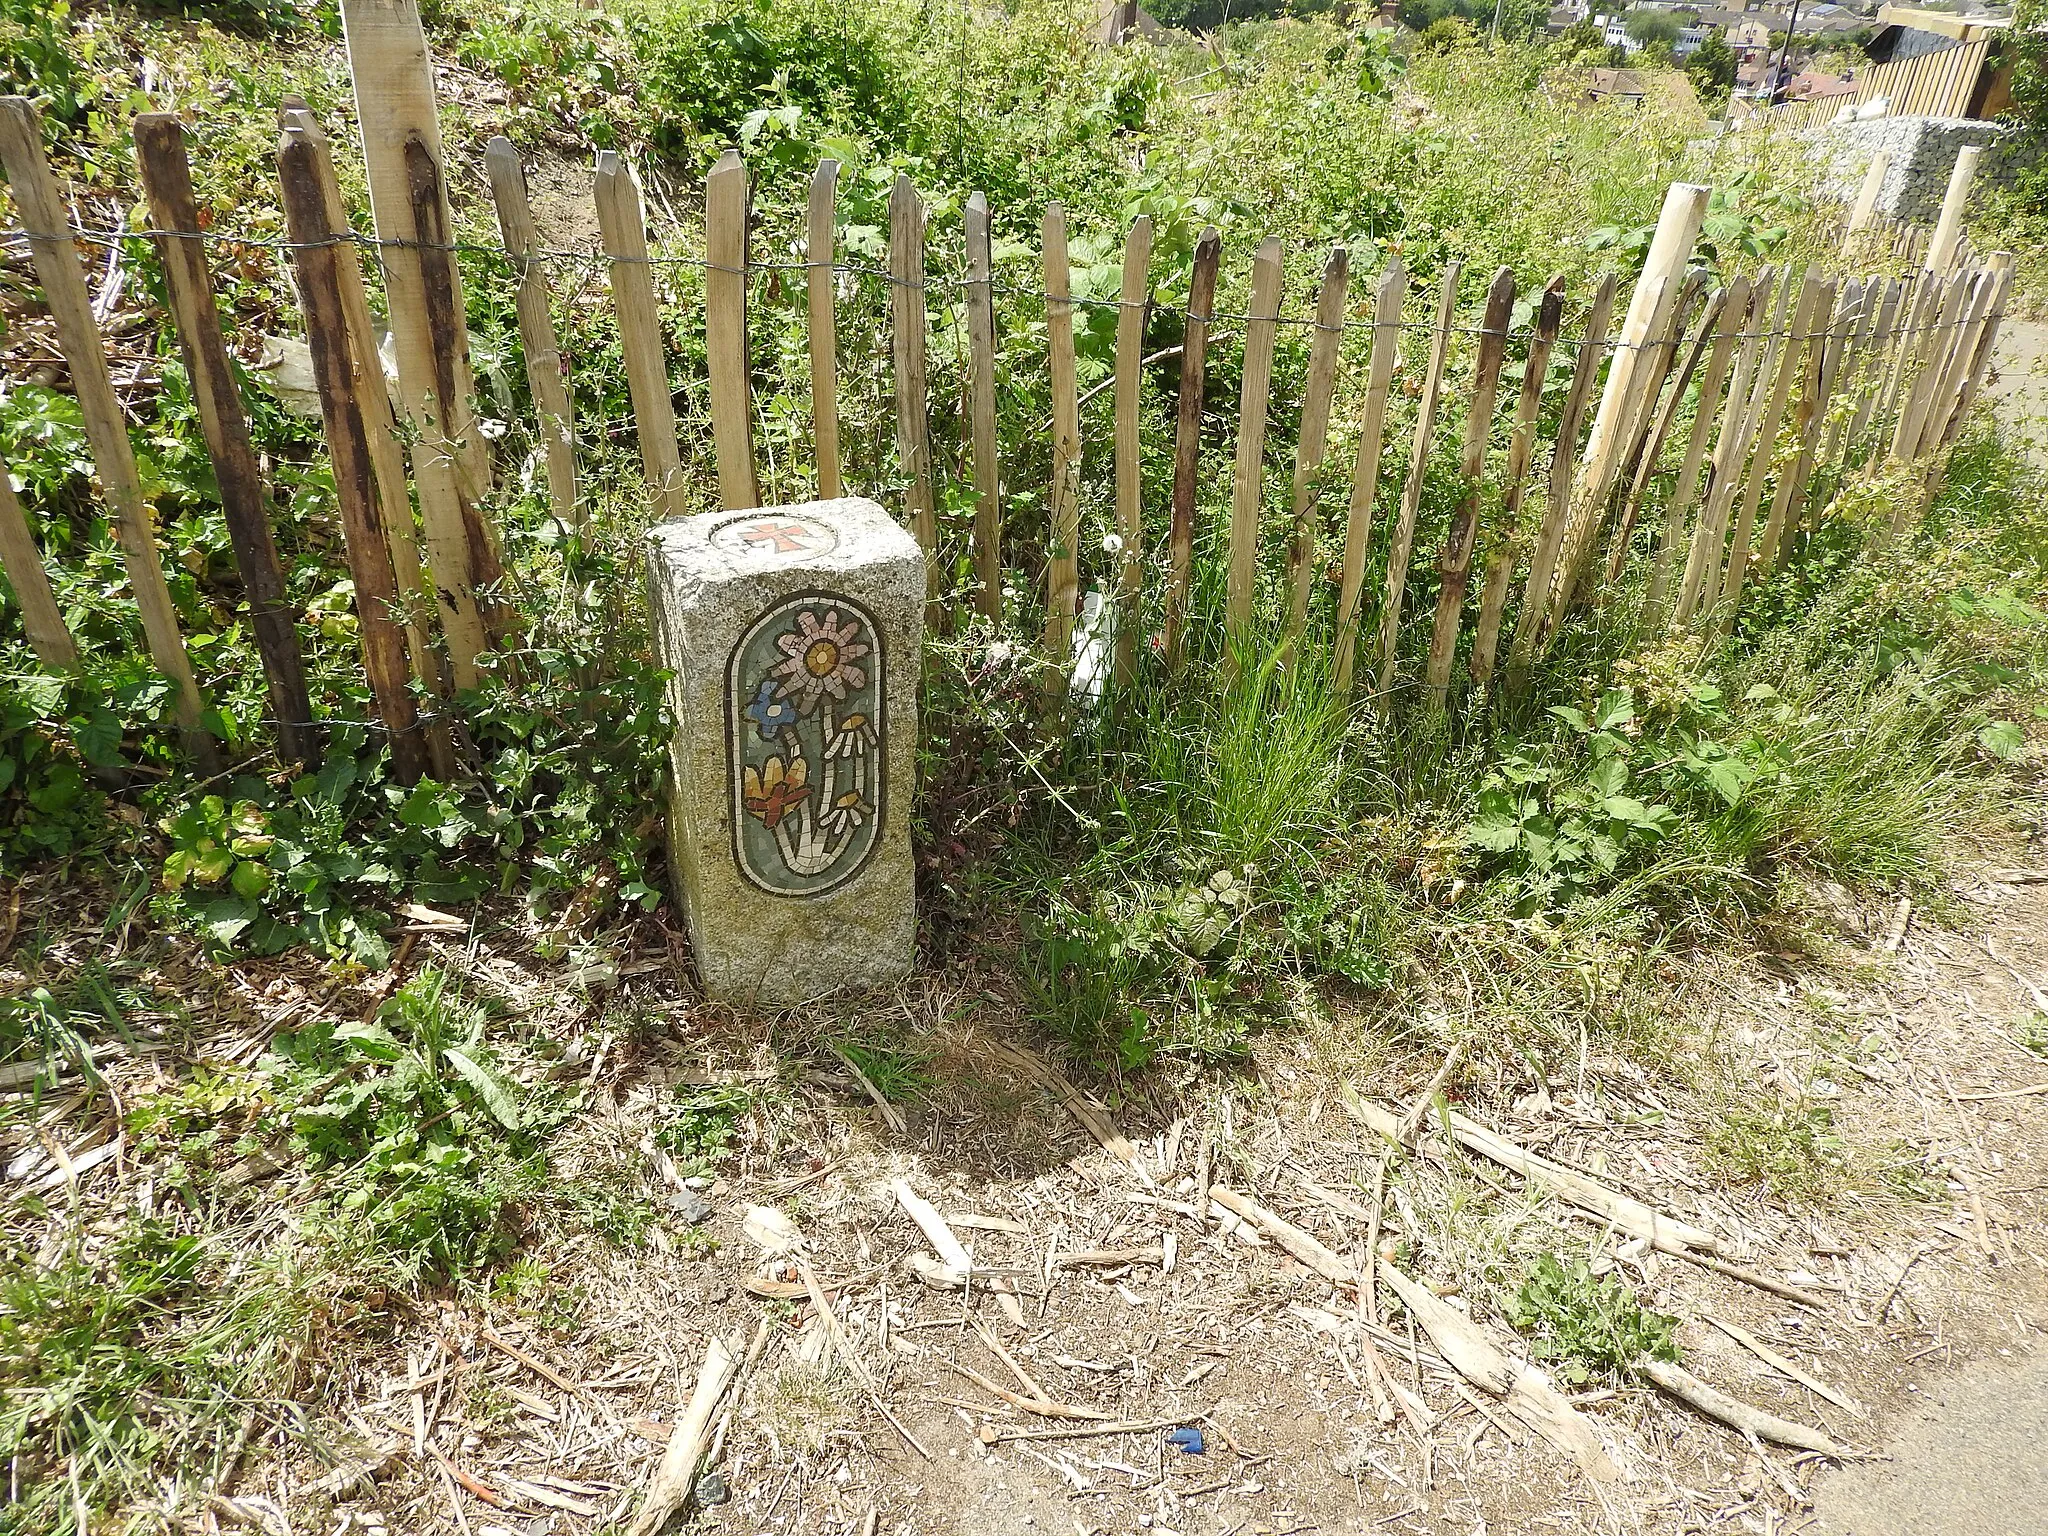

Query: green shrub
left=1506, top=1253, right=1679, bottom=1383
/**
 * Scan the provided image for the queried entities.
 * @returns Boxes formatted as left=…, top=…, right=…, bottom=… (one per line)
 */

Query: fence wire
left=2, top=220, right=1968, bottom=359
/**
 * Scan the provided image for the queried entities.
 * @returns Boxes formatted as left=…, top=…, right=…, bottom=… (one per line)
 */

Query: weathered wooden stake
left=1111, top=214, right=1153, bottom=688
left=0, top=96, right=213, bottom=763
left=1613, top=282, right=1726, bottom=592
left=1376, top=261, right=1460, bottom=697
left=808, top=161, right=843, bottom=501
left=1925, top=145, right=1981, bottom=274
left=280, top=106, right=456, bottom=778
left=1041, top=204, right=1081, bottom=690
left=1505, top=271, right=1614, bottom=675
left=135, top=112, right=319, bottom=769
left=594, top=152, right=687, bottom=520
left=1470, top=273, right=1563, bottom=685
left=1284, top=243, right=1350, bottom=640
left=1331, top=255, right=1404, bottom=700
left=1644, top=276, right=1746, bottom=623
left=1841, top=151, right=1891, bottom=258
left=1226, top=237, right=1285, bottom=646
left=705, top=149, right=759, bottom=511
left=338, top=0, right=506, bottom=663
left=889, top=177, right=935, bottom=580
left=1165, top=226, right=1220, bottom=673
left=1423, top=265, right=1514, bottom=702
left=964, top=191, right=1001, bottom=620
left=484, top=135, right=579, bottom=532
left=280, top=127, right=428, bottom=785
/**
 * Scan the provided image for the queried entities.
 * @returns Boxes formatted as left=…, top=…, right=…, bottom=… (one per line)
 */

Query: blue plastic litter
left=1166, top=1427, right=1206, bottom=1455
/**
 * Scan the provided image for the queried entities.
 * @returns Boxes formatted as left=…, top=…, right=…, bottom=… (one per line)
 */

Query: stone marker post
left=647, top=498, right=920, bottom=1004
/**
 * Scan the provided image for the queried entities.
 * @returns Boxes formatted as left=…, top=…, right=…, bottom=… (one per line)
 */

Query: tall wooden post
left=964, top=192, right=1001, bottom=620
left=1284, top=243, right=1351, bottom=642
left=135, top=113, right=320, bottom=770
left=1226, top=237, right=1284, bottom=645
left=1424, top=265, right=1515, bottom=702
left=280, top=126, right=429, bottom=785
left=1111, top=214, right=1152, bottom=688
left=1925, top=145, right=1981, bottom=275
left=1331, top=256, right=1404, bottom=700
left=484, top=136, right=580, bottom=533
left=1165, top=227, right=1221, bottom=673
left=594, top=152, right=687, bottom=521
left=808, top=161, right=843, bottom=502
left=705, top=149, right=759, bottom=511
left=1041, top=204, right=1081, bottom=690
left=0, top=96, right=214, bottom=765
left=889, top=177, right=935, bottom=579
left=338, top=0, right=506, bottom=672
left=279, top=106, right=457, bottom=779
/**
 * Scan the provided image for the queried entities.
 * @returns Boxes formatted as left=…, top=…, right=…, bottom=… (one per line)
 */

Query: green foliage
left=1704, top=1094, right=1846, bottom=1199
left=832, top=1034, right=937, bottom=1103
left=0, top=1222, right=301, bottom=1536
left=657, top=1082, right=760, bottom=1174
left=264, top=970, right=547, bottom=1280
left=1685, top=29, right=1736, bottom=109
left=1506, top=1253, right=1680, bottom=1384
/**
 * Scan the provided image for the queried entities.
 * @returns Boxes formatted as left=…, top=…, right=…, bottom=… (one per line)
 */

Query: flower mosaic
left=726, top=593, right=885, bottom=897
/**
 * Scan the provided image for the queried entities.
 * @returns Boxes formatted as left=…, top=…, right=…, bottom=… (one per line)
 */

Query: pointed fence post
left=1424, top=264, right=1514, bottom=703
left=1376, top=260, right=1460, bottom=698
left=1041, top=204, right=1081, bottom=693
left=1925, top=145, right=1981, bottom=275
left=1841, top=151, right=1891, bottom=257
left=808, top=160, right=843, bottom=502
left=0, top=96, right=214, bottom=765
left=1284, top=243, right=1350, bottom=641
left=337, top=0, right=508, bottom=661
left=594, top=152, right=688, bottom=521
left=1544, top=181, right=1708, bottom=635
left=134, top=112, right=319, bottom=769
left=964, top=191, right=1001, bottom=620
left=485, top=135, right=580, bottom=533
left=280, top=106, right=457, bottom=779
left=705, top=149, right=759, bottom=511
left=1506, top=271, right=1614, bottom=677
left=1111, top=214, right=1152, bottom=688
left=1165, top=226, right=1220, bottom=673
left=1471, top=274, right=1563, bottom=686
left=280, top=125, right=429, bottom=785
left=1226, top=237, right=1285, bottom=648
left=1332, top=255, right=1404, bottom=700
left=889, top=177, right=935, bottom=585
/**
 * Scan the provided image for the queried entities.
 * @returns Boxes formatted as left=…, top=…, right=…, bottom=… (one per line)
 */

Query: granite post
left=646, top=498, right=920, bottom=1004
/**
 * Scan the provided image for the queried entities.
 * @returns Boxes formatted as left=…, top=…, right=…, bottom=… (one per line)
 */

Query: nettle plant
left=1466, top=684, right=1785, bottom=909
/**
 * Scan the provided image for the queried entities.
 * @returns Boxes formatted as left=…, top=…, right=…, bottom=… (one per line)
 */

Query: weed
left=2019, top=1014, right=2048, bottom=1058
left=656, top=1083, right=759, bottom=1174
left=1703, top=1095, right=1847, bottom=1202
left=0, top=1223, right=304, bottom=1536
left=265, top=970, right=550, bottom=1280
left=1506, top=1253, right=1679, bottom=1384
left=831, top=1034, right=937, bottom=1103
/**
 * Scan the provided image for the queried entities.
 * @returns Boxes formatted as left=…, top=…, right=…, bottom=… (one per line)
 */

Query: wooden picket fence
left=0, top=0, right=2016, bottom=789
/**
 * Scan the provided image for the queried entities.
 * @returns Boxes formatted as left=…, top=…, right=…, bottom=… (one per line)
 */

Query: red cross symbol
left=740, top=521, right=815, bottom=553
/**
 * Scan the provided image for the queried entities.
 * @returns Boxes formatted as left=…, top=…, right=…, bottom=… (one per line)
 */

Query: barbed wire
left=3, top=220, right=1971, bottom=360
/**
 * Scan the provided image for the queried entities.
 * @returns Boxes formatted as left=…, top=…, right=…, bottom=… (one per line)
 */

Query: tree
left=1686, top=27, right=1736, bottom=105
left=1554, top=16, right=1607, bottom=64
left=1417, top=14, right=1478, bottom=52
left=1625, top=9, right=1683, bottom=48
